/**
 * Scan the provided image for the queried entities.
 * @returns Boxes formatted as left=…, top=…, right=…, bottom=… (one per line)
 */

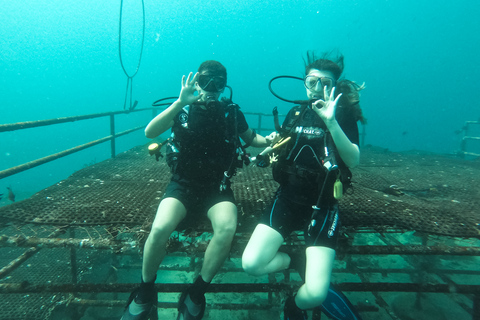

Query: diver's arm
left=239, top=128, right=272, bottom=148
left=312, top=87, right=360, bottom=168
left=145, top=72, right=200, bottom=139
left=325, top=121, right=360, bottom=168
left=145, top=100, right=182, bottom=139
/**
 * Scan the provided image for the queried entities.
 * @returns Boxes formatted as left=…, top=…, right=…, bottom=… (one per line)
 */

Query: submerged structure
left=0, top=144, right=478, bottom=319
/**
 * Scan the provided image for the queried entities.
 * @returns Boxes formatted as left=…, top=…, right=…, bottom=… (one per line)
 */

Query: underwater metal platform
left=0, top=144, right=479, bottom=319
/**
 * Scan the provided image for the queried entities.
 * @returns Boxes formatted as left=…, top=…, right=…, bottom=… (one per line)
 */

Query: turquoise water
left=1, top=0, right=480, bottom=200
left=0, top=3, right=479, bottom=318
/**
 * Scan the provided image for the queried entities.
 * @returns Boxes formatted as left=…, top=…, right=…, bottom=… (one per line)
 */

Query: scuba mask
left=198, top=74, right=226, bottom=92
left=304, top=75, right=335, bottom=93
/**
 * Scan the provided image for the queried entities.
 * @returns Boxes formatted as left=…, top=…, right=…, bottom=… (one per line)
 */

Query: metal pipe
left=0, top=109, right=277, bottom=133
left=0, top=108, right=155, bottom=133
left=0, top=228, right=66, bottom=280
left=462, top=151, right=480, bottom=157
left=257, top=114, right=262, bottom=135
left=0, top=282, right=478, bottom=294
left=69, top=229, right=78, bottom=284
left=0, top=126, right=143, bottom=180
left=110, top=114, right=116, bottom=158
left=0, top=234, right=479, bottom=256
left=0, top=247, right=39, bottom=280
left=62, top=298, right=279, bottom=310
left=0, top=234, right=136, bottom=252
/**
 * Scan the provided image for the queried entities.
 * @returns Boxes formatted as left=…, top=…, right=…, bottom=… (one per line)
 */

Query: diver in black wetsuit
left=121, top=60, right=271, bottom=320
left=242, top=52, right=365, bottom=320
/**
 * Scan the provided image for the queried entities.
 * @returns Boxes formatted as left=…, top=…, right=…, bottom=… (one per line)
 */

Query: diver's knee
left=303, top=285, right=328, bottom=305
left=242, top=260, right=263, bottom=276
left=147, top=226, right=170, bottom=246
left=214, top=221, right=237, bottom=240
left=242, top=254, right=263, bottom=276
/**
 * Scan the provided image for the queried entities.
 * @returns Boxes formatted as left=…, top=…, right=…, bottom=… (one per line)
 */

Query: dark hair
left=198, top=60, right=227, bottom=80
left=337, top=79, right=367, bottom=124
left=304, top=51, right=366, bottom=124
left=303, top=51, right=344, bottom=81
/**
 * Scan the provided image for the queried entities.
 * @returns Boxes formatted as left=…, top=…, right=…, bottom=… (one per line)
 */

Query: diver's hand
left=250, top=147, right=273, bottom=167
left=312, top=86, right=342, bottom=125
left=178, top=72, right=201, bottom=106
left=265, top=131, right=280, bottom=146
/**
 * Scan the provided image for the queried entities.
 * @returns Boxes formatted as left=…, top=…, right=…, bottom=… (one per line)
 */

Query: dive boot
left=176, top=288, right=206, bottom=320
left=284, top=295, right=308, bottom=320
left=121, top=288, right=158, bottom=320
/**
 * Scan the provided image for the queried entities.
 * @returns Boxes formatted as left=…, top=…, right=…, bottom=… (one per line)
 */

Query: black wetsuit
left=164, top=101, right=249, bottom=215
left=260, top=104, right=359, bottom=248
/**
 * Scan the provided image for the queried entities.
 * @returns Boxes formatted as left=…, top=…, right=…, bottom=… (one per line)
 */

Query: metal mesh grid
left=0, top=293, right=65, bottom=320
left=0, top=223, right=135, bottom=320
left=0, top=144, right=478, bottom=238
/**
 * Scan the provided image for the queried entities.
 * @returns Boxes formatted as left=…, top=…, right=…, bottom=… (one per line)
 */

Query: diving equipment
left=198, top=74, right=226, bottom=92
left=284, top=295, right=307, bottom=320
left=304, top=75, right=335, bottom=93
left=273, top=106, right=282, bottom=132
left=177, top=289, right=206, bottom=320
left=121, top=288, right=158, bottom=320
left=321, top=285, right=363, bottom=320
left=251, top=136, right=291, bottom=167
left=148, top=138, right=171, bottom=161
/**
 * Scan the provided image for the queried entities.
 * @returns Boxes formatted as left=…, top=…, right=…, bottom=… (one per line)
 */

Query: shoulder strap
left=283, top=104, right=308, bottom=134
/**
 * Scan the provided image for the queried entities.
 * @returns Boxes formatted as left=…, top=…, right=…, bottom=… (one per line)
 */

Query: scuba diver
left=242, top=51, right=365, bottom=320
left=121, top=60, right=271, bottom=320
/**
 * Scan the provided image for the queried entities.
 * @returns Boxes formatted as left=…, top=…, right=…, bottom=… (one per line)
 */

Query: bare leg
left=142, top=197, right=187, bottom=282
left=295, top=246, right=335, bottom=310
left=242, top=224, right=290, bottom=276
left=199, top=201, right=238, bottom=282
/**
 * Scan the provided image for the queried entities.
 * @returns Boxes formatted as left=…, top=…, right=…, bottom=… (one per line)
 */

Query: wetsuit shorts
left=163, top=174, right=235, bottom=216
left=259, top=187, right=340, bottom=249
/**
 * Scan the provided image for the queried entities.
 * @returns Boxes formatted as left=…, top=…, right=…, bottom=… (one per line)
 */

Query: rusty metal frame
left=0, top=227, right=478, bottom=319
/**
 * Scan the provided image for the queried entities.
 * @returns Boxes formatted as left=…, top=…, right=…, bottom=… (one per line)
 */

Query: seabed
left=0, top=144, right=478, bottom=319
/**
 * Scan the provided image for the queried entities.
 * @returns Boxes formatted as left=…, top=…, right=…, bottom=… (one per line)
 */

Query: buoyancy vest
left=166, top=100, right=244, bottom=183
left=272, top=105, right=352, bottom=204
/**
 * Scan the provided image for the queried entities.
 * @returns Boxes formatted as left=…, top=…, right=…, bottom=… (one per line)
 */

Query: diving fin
left=321, top=284, right=363, bottom=320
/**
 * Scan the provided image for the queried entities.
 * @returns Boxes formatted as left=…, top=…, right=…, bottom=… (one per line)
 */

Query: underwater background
left=1, top=0, right=479, bottom=203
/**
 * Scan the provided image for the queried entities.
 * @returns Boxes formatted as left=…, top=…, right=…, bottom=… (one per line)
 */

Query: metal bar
left=343, top=244, right=480, bottom=255
left=0, top=235, right=479, bottom=256
left=0, top=234, right=134, bottom=251
left=118, top=263, right=480, bottom=277
left=69, top=229, right=78, bottom=284
left=110, top=114, right=116, bottom=158
left=59, top=297, right=378, bottom=313
left=0, top=108, right=154, bottom=133
left=256, top=128, right=276, bottom=132
left=62, top=298, right=281, bottom=311
left=0, top=282, right=479, bottom=294
left=0, top=126, right=143, bottom=180
left=257, top=114, right=262, bottom=135
left=462, top=151, right=480, bottom=157
left=0, top=109, right=279, bottom=133
left=463, top=136, right=480, bottom=140
left=0, top=247, right=39, bottom=280
left=0, top=228, right=66, bottom=280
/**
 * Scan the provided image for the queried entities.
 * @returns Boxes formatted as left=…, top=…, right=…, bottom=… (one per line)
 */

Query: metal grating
left=0, top=144, right=479, bottom=238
